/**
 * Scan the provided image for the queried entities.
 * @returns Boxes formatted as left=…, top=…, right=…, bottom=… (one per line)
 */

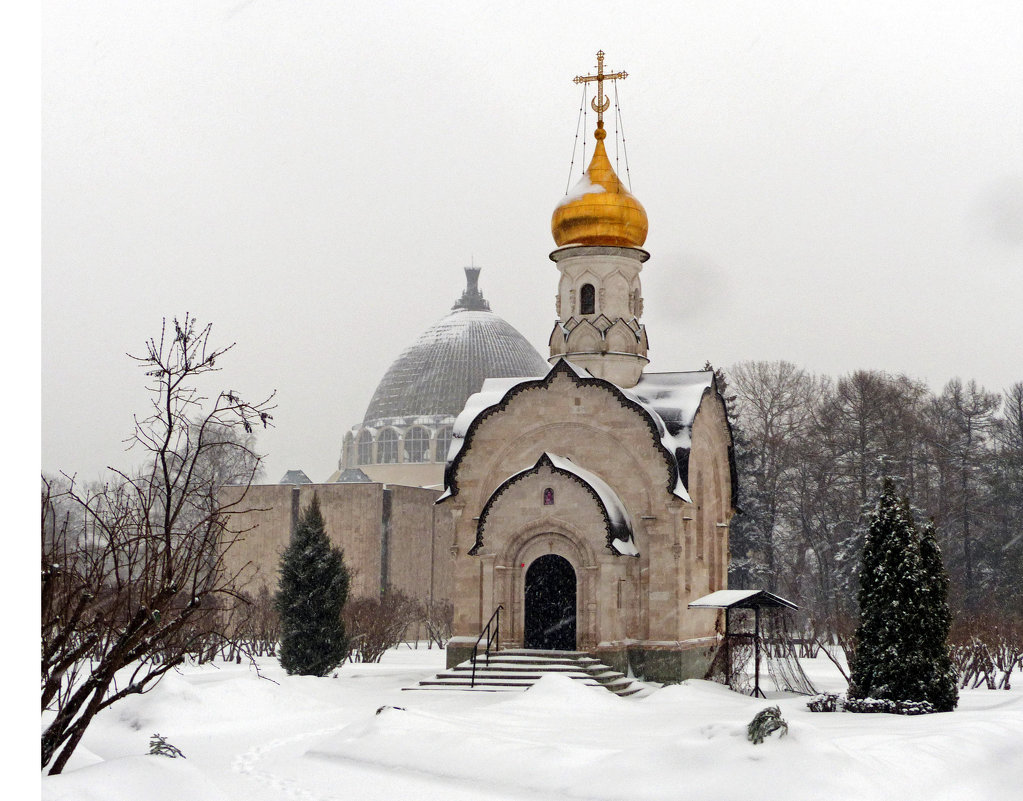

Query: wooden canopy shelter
left=689, top=589, right=799, bottom=698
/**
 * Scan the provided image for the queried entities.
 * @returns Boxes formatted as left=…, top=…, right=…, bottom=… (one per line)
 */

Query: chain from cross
left=573, top=50, right=628, bottom=127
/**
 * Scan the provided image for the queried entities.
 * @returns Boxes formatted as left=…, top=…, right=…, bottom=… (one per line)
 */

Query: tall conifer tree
left=849, top=475, right=958, bottom=711
left=275, top=494, right=350, bottom=676
left=917, top=519, right=958, bottom=711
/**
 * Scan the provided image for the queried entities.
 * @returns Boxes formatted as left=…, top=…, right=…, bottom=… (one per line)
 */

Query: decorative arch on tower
left=565, top=319, right=603, bottom=354
left=605, top=318, right=640, bottom=354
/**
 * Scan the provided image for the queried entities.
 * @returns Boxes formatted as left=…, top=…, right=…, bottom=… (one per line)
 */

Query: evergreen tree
left=849, top=475, right=958, bottom=711
left=850, top=476, right=923, bottom=702
left=275, top=494, right=350, bottom=676
left=917, top=519, right=959, bottom=711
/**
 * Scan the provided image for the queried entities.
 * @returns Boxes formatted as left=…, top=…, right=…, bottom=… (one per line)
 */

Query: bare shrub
left=344, top=591, right=419, bottom=663
left=418, top=598, right=454, bottom=649
left=950, top=613, right=1023, bottom=690
left=228, top=586, right=280, bottom=660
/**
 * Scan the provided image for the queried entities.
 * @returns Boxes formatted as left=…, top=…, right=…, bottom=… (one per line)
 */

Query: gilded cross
left=573, top=50, right=628, bottom=127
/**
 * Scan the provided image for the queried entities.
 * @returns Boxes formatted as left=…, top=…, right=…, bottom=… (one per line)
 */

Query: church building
left=224, top=52, right=734, bottom=685
left=440, top=52, right=735, bottom=684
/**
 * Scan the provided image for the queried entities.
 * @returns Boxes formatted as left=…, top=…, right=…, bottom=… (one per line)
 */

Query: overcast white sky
left=42, top=1, right=1023, bottom=484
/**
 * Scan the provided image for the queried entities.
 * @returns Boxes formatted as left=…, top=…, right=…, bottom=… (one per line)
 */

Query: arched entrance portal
left=524, top=554, right=577, bottom=650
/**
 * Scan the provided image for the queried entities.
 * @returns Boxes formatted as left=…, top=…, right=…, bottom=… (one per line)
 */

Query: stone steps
left=405, top=649, right=650, bottom=697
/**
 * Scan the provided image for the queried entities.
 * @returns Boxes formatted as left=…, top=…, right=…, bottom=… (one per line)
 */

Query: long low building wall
left=220, top=482, right=454, bottom=603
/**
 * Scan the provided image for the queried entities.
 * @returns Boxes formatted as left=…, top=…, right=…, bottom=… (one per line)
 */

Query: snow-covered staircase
left=405, top=649, right=650, bottom=697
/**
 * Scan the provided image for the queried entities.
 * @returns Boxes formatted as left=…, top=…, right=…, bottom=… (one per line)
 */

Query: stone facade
left=440, top=360, right=734, bottom=683
left=221, top=482, right=453, bottom=604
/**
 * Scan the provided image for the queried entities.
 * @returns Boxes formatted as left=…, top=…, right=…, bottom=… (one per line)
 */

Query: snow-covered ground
left=41, top=647, right=1023, bottom=801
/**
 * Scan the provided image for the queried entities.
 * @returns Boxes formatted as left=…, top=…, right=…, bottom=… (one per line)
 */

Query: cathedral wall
left=220, top=482, right=455, bottom=605
left=452, top=373, right=671, bottom=518
left=386, top=485, right=448, bottom=600
left=431, top=502, right=456, bottom=602
left=221, top=484, right=296, bottom=597
left=303, top=483, right=386, bottom=599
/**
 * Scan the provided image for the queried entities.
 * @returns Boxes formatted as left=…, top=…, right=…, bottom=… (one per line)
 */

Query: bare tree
left=728, top=361, right=824, bottom=589
left=41, top=315, right=274, bottom=774
left=927, top=379, right=1000, bottom=606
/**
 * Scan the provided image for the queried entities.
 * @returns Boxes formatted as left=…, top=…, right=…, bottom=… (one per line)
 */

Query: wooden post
left=753, top=605, right=765, bottom=698
left=724, top=606, right=732, bottom=689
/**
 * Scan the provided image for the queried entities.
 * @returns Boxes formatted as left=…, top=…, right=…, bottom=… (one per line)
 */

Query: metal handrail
left=470, top=605, right=503, bottom=688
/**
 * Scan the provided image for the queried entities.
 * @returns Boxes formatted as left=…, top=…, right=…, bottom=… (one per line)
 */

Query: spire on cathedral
left=452, top=266, right=491, bottom=311
left=551, top=51, right=648, bottom=249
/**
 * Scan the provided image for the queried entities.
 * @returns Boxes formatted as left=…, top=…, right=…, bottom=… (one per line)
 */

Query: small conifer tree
left=275, top=494, right=350, bottom=676
left=849, top=475, right=958, bottom=711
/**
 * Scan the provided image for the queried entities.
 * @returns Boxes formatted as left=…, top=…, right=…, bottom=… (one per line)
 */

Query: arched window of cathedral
left=357, top=429, right=373, bottom=465
left=378, top=429, right=399, bottom=463
left=580, top=283, right=596, bottom=315
left=405, top=426, right=431, bottom=463
left=543, top=487, right=555, bottom=505
left=435, top=426, right=453, bottom=462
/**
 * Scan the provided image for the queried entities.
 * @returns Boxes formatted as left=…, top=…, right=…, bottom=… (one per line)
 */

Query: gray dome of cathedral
left=338, top=268, right=547, bottom=480
left=363, top=276, right=548, bottom=425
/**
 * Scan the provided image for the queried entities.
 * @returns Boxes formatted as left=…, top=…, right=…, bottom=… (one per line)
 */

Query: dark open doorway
left=524, top=554, right=577, bottom=650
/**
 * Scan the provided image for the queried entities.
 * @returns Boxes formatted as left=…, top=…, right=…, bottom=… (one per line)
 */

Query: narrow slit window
left=580, top=283, right=595, bottom=315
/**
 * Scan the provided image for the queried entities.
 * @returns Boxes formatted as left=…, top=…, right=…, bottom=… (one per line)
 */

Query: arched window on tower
left=580, top=283, right=596, bottom=315
left=405, top=426, right=431, bottom=463
left=435, top=426, right=453, bottom=463
left=357, top=429, right=373, bottom=465
left=378, top=429, right=399, bottom=463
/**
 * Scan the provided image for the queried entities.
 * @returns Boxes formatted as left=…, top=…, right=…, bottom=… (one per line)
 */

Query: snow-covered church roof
left=472, top=452, right=639, bottom=557
left=441, top=359, right=716, bottom=502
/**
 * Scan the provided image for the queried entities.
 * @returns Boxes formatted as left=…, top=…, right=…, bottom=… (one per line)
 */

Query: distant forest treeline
left=720, top=361, right=1023, bottom=631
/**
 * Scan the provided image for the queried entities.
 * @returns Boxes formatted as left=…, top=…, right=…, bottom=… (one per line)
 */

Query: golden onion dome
left=551, top=123, right=648, bottom=248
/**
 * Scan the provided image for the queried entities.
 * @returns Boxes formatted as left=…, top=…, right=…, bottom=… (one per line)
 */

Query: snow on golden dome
left=551, top=122, right=648, bottom=248
left=551, top=51, right=647, bottom=248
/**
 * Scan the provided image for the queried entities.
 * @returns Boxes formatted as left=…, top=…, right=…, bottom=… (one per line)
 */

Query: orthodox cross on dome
left=573, top=50, right=628, bottom=130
